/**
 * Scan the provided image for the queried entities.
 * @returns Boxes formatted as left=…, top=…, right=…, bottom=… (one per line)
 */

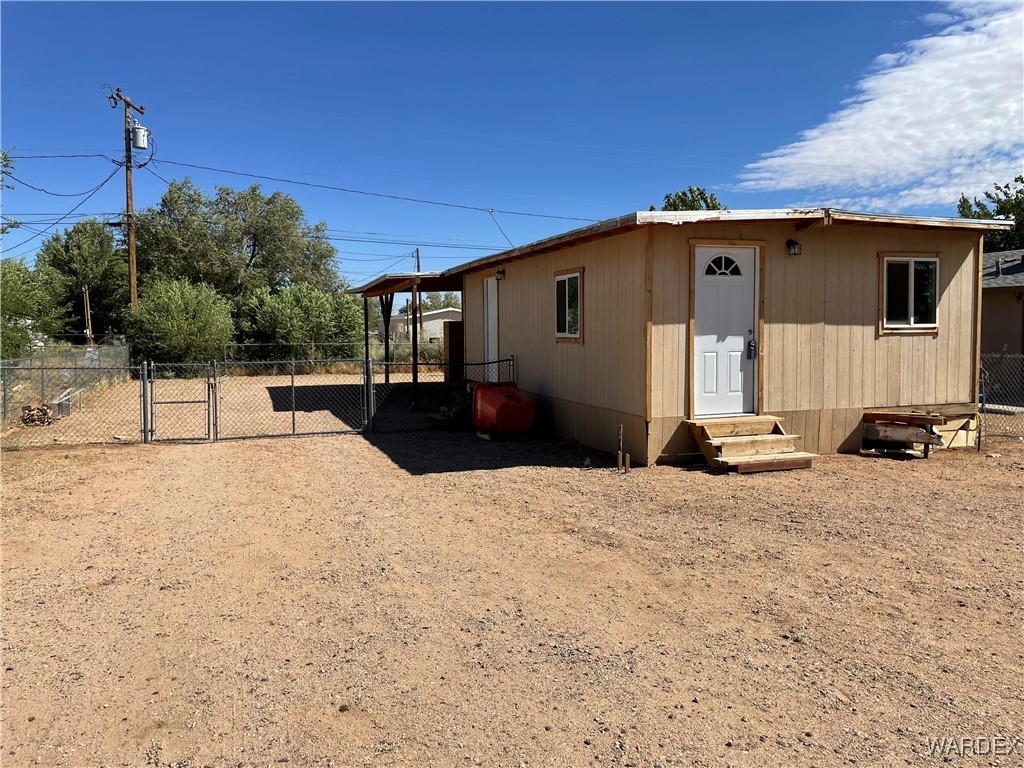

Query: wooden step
left=715, top=451, right=817, bottom=474
left=688, top=415, right=783, bottom=438
left=710, top=433, right=798, bottom=458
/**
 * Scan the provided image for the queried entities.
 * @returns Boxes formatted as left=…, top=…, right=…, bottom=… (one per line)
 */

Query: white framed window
left=555, top=269, right=583, bottom=341
left=882, top=255, right=939, bottom=330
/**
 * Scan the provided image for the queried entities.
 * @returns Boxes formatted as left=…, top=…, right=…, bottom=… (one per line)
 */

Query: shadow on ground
left=265, top=384, right=365, bottom=430
left=363, top=429, right=592, bottom=475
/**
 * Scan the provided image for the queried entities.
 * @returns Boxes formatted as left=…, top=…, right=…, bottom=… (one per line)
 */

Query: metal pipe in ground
left=291, top=360, right=297, bottom=435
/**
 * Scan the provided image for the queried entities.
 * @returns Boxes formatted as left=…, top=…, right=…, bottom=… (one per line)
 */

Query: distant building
left=379, top=306, right=462, bottom=343
left=981, top=249, right=1024, bottom=354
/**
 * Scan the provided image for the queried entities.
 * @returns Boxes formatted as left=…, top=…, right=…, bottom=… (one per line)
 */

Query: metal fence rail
left=369, top=357, right=515, bottom=433
left=980, top=353, right=1024, bottom=444
left=0, top=364, right=142, bottom=449
left=214, top=359, right=367, bottom=440
left=1, top=352, right=516, bottom=448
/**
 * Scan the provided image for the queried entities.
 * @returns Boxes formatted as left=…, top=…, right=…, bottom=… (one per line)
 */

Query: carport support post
left=363, top=297, right=373, bottom=427
left=411, top=282, right=419, bottom=407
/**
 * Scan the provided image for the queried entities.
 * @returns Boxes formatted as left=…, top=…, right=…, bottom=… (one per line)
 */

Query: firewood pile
left=21, top=403, right=54, bottom=427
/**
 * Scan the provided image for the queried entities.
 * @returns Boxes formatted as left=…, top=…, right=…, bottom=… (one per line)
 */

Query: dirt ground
left=1, top=433, right=1022, bottom=768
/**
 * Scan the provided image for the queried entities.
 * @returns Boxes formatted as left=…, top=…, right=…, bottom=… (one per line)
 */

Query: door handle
left=746, top=340, right=758, bottom=360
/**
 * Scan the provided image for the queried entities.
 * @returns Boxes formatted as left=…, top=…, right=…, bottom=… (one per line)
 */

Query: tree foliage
left=124, top=278, right=234, bottom=363
left=136, top=179, right=339, bottom=299
left=237, top=283, right=363, bottom=360
left=651, top=186, right=725, bottom=212
left=957, top=176, right=1024, bottom=252
left=35, top=219, right=128, bottom=339
left=0, top=258, right=67, bottom=359
left=420, top=291, right=462, bottom=311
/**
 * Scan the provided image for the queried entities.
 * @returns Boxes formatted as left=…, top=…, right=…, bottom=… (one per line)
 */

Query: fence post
left=212, top=360, right=220, bottom=441
left=141, top=361, right=150, bottom=444
left=291, top=359, right=297, bottom=435
left=40, top=356, right=46, bottom=405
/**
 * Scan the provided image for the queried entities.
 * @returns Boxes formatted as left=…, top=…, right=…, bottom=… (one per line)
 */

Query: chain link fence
left=1, top=346, right=141, bottom=449
left=980, top=353, right=1024, bottom=444
left=213, top=359, right=367, bottom=439
left=2, top=347, right=516, bottom=448
left=370, top=358, right=515, bottom=432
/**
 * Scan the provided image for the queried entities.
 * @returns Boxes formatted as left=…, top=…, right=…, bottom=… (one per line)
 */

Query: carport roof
left=347, top=271, right=463, bottom=298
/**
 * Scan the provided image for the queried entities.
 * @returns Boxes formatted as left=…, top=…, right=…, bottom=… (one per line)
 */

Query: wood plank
left=728, top=453, right=816, bottom=473
left=643, top=226, right=653, bottom=423
left=863, top=422, right=943, bottom=446
left=713, top=434, right=798, bottom=457
left=863, top=411, right=947, bottom=426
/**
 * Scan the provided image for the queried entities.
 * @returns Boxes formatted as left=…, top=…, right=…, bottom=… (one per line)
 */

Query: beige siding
left=465, top=221, right=981, bottom=462
left=462, top=230, right=648, bottom=461
left=647, top=222, right=980, bottom=459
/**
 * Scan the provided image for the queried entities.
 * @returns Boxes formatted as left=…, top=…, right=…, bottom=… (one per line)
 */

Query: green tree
left=237, top=283, right=363, bottom=360
left=136, top=179, right=339, bottom=300
left=419, top=291, right=462, bottom=311
left=35, top=220, right=128, bottom=339
left=651, top=186, right=725, bottom=212
left=124, top=278, right=234, bottom=363
left=0, top=258, right=66, bottom=358
left=957, top=176, right=1024, bottom=252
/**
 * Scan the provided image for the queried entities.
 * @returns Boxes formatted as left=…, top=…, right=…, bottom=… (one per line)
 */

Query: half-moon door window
left=704, top=255, right=742, bottom=276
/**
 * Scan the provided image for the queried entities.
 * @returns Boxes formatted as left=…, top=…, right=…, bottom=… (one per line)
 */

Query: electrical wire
left=142, top=163, right=173, bottom=186
left=1, top=165, right=123, bottom=253
left=488, top=209, right=515, bottom=248
left=357, top=252, right=417, bottom=283
left=4, top=170, right=123, bottom=198
left=151, top=158, right=596, bottom=222
left=323, top=235, right=494, bottom=250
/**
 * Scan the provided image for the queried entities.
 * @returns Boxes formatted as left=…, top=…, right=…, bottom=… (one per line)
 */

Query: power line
left=488, top=209, right=515, bottom=248
left=1, top=166, right=123, bottom=254
left=142, top=164, right=172, bottom=186
left=151, top=158, right=597, bottom=222
left=5, top=170, right=123, bottom=198
left=325, top=227, right=504, bottom=246
left=323, top=235, right=495, bottom=250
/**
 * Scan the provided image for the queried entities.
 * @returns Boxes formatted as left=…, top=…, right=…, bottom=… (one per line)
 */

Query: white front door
left=693, top=246, right=757, bottom=416
left=483, top=277, right=498, bottom=381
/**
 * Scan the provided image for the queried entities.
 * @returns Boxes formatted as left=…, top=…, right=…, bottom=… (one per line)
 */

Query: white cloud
left=739, top=2, right=1024, bottom=211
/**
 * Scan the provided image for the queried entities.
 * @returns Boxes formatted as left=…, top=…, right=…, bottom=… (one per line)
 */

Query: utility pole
left=82, top=286, right=94, bottom=346
left=413, top=247, right=423, bottom=331
left=108, top=88, right=146, bottom=306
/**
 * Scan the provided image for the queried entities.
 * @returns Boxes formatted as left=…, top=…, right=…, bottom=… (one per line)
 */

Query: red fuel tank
left=472, top=382, right=535, bottom=434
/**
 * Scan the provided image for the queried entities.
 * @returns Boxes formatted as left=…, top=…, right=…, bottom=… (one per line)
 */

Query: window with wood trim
left=883, top=256, right=938, bottom=329
left=555, top=270, right=582, bottom=339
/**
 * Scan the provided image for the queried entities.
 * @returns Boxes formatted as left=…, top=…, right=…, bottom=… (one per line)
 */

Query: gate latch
left=747, top=340, right=758, bottom=360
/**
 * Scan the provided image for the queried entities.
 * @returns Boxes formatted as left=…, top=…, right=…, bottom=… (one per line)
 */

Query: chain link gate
left=145, top=362, right=214, bottom=442
left=211, top=359, right=368, bottom=440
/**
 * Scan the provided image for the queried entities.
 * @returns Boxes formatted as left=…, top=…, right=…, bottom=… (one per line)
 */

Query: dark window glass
left=913, top=261, right=937, bottom=325
left=556, top=278, right=567, bottom=334
left=566, top=275, right=580, bottom=335
left=886, top=261, right=910, bottom=325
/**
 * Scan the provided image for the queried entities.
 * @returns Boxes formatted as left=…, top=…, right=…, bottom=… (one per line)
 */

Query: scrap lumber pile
left=21, top=403, right=54, bottom=427
left=861, top=411, right=946, bottom=457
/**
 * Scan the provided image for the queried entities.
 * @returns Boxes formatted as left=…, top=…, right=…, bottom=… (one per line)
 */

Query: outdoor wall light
left=495, top=268, right=506, bottom=281
left=786, top=239, right=802, bottom=256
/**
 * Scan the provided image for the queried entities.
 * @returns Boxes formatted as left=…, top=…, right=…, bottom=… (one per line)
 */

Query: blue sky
left=2, top=1, right=1022, bottom=286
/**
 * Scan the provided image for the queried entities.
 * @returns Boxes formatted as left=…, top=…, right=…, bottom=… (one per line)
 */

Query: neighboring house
left=379, top=307, right=462, bottom=343
left=442, top=209, right=1011, bottom=465
left=981, top=249, right=1024, bottom=354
